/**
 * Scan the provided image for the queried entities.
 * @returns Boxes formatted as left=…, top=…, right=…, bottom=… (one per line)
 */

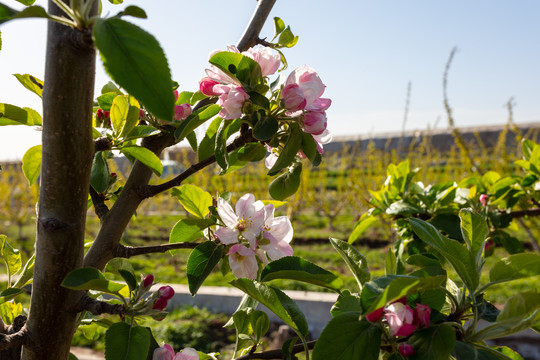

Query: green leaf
left=209, top=51, right=265, bottom=91
left=215, top=119, right=229, bottom=171
left=125, top=125, right=160, bottom=140
left=313, top=314, right=381, bottom=360
left=300, top=131, right=321, bottom=166
left=105, top=322, right=150, bottom=360
left=385, top=248, right=397, bottom=275
left=454, top=342, right=505, bottom=360
left=330, top=238, right=370, bottom=291
left=93, top=18, right=174, bottom=121
left=409, top=218, right=479, bottom=292
left=278, top=26, right=299, bottom=48
left=459, top=209, right=489, bottom=266
left=386, top=200, right=423, bottom=216
left=13, top=73, right=43, bottom=97
left=171, top=184, right=213, bottom=218
left=169, top=218, right=214, bottom=248
left=105, top=258, right=136, bottom=292
left=0, top=301, right=22, bottom=325
left=120, top=145, right=163, bottom=176
left=365, top=275, right=446, bottom=313
left=408, top=323, right=456, bottom=360
left=330, top=291, right=362, bottom=317
left=0, top=235, right=21, bottom=279
left=252, top=113, right=278, bottom=141
left=110, top=95, right=140, bottom=138
left=90, top=151, right=110, bottom=193
left=0, top=103, right=41, bottom=126
left=269, top=161, right=302, bottom=200
left=16, top=0, right=36, bottom=5
left=273, top=17, right=286, bottom=36
left=187, top=241, right=225, bottom=296
left=197, top=117, right=222, bottom=161
left=237, top=142, right=267, bottom=162
left=102, top=81, right=123, bottom=95
left=22, top=144, right=41, bottom=185
left=497, top=292, right=540, bottom=322
left=62, top=268, right=128, bottom=297
left=0, top=288, right=24, bottom=305
left=348, top=214, right=377, bottom=244
left=230, top=279, right=309, bottom=337
left=0, top=4, right=49, bottom=25
left=260, top=256, right=343, bottom=292
left=268, top=124, right=302, bottom=176
left=174, top=104, right=221, bottom=141
left=117, top=5, right=147, bottom=19
left=471, top=309, right=540, bottom=341
left=488, top=253, right=540, bottom=286
left=97, top=92, right=117, bottom=111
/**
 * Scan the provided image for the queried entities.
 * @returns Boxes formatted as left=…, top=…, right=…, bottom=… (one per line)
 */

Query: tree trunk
left=21, top=1, right=97, bottom=358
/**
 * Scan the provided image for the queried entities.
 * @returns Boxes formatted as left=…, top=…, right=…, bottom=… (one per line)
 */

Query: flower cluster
left=199, top=45, right=332, bottom=157
left=153, top=344, right=198, bottom=360
left=173, top=90, right=192, bottom=121
left=152, top=285, right=175, bottom=311
left=124, top=274, right=175, bottom=321
left=366, top=299, right=432, bottom=357
left=215, top=193, right=293, bottom=279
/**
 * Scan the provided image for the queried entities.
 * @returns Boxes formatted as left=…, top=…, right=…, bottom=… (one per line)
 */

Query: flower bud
left=96, top=109, right=104, bottom=121
left=398, top=343, right=415, bottom=357
left=152, top=297, right=168, bottom=311
left=302, top=111, right=327, bottom=135
left=158, top=285, right=175, bottom=300
left=365, top=307, right=384, bottom=323
left=174, top=103, right=192, bottom=121
left=173, top=90, right=179, bottom=102
left=143, top=274, right=154, bottom=288
left=479, top=194, right=489, bottom=207
left=413, top=303, right=431, bottom=328
left=199, top=77, right=220, bottom=97
left=281, top=84, right=306, bottom=112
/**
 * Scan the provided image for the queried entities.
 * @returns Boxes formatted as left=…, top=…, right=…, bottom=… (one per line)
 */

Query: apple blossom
left=214, top=85, right=250, bottom=120
left=312, top=129, right=332, bottom=154
left=199, top=77, right=221, bottom=97
left=153, top=344, right=175, bottom=360
left=143, top=274, right=154, bottom=288
left=174, top=348, right=199, bottom=360
left=228, top=244, right=259, bottom=279
left=215, top=193, right=266, bottom=246
left=158, top=285, right=175, bottom=300
left=365, top=307, right=384, bottom=323
left=302, top=111, right=327, bottom=135
left=152, top=297, right=168, bottom=311
left=174, top=103, right=192, bottom=121
left=281, top=84, right=307, bottom=112
left=413, top=303, right=431, bottom=328
left=398, top=343, right=415, bottom=357
left=285, top=66, right=325, bottom=106
left=258, top=204, right=294, bottom=260
left=243, top=46, right=281, bottom=76
left=384, top=302, right=416, bottom=337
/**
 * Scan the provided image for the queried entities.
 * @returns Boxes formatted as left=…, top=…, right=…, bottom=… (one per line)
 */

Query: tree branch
left=0, top=315, right=29, bottom=352
left=115, top=242, right=199, bottom=258
left=89, top=186, right=109, bottom=220
left=506, top=207, right=540, bottom=219
left=234, top=340, right=317, bottom=360
left=140, top=126, right=255, bottom=199
left=237, top=0, right=277, bottom=51
left=77, top=295, right=124, bottom=316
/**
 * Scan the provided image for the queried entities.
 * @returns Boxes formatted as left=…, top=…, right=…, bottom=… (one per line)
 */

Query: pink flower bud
left=302, top=111, right=327, bottom=135
left=153, top=343, right=175, bottom=360
left=479, top=194, right=489, bottom=207
left=243, top=46, right=281, bottom=76
left=158, top=285, right=175, bottom=300
left=384, top=302, right=416, bottom=337
left=174, top=103, right=192, bottom=121
left=217, top=86, right=250, bottom=120
left=173, top=90, right=179, bottom=102
left=365, top=307, right=384, bottom=323
left=152, top=297, right=168, bottom=310
left=199, top=77, right=221, bottom=97
left=398, top=343, right=415, bottom=357
left=96, top=109, right=104, bottom=121
left=413, top=303, right=431, bottom=328
left=143, top=274, right=154, bottom=288
left=281, top=84, right=306, bottom=112
left=103, top=111, right=110, bottom=118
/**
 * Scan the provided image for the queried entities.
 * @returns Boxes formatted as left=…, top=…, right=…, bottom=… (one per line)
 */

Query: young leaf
left=237, top=143, right=267, bottom=162
left=22, top=145, right=42, bottom=185
left=1, top=236, right=22, bottom=279
left=0, top=103, right=41, bottom=126
left=13, top=73, right=43, bottom=97
left=267, top=124, right=303, bottom=176
left=105, top=258, right=137, bottom=291
left=348, top=214, right=378, bottom=245
left=209, top=51, right=264, bottom=91
left=171, top=184, right=213, bottom=218
left=90, top=151, right=109, bottom=193
left=230, top=279, right=309, bottom=337
left=61, top=267, right=128, bottom=297
left=409, top=218, right=479, bottom=292
left=120, top=145, right=163, bottom=176
left=330, top=291, right=363, bottom=317
left=273, top=17, right=286, bottom=37
left=0, top=4, right=49, bottom=26
left=260, top=256, right=343, bottom=292
left=105, top=322, right=150, bottom=360
left=116, top=5, right=147, bottom=19
left=313, top=314, right=381, bottom=360
left=488, top=253, right=540, bottom=286
left=174, top=104, right=221, bottom=141
left=215, top=119, right=229, bottom=171
left=459, top=209, right=489, bottom=266
left=187, top=241, right=225, bottom=296
left=252, top=114, right=278, bottom=141
left=329, top=238, right=370, bottom=291
left=93, top=18, right=174, bottom=121
left=110, top=95, right=140, bottom=138
left=169, top=218, right=214, bottom=247
left=497, top=292, right=540, bottom=322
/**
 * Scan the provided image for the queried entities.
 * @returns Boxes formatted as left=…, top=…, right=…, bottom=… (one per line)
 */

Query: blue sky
left=1, top=0, right=539, bottom=160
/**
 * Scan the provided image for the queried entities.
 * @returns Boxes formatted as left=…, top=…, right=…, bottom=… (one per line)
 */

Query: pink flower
left=158, top=286, right=175, bottom=300
left=258, top=204, right=294, bottom=261
left=214, top=85, right=250, bottom=120
left=174, top=348, right=199, bottom=360
left=285, top=66, right=326, bottom=108
left=365, top=307, right=384, bottom=323
left=96, top=109, right=105, bottom=121
left=312, top=129, right=332, bottom=154
left=174, top=103, right=192, bottom=121
left=215, top=194, right=266, bottom=246
left=413, top=304, right=431, bottom=328
left=199, top=77, right=221, bottom=97
left=143, top=274, right=154, bottom=288
left=384, top=302, right=416, bottom=337
left=479, top=194, right=489, bottom=207
left=398, top=343, right=415, bottom=357
left=153, top=344, right=175, bottom=360
left=303, top=111, right=327, bottom=135
left=281, top=84, right=307, bottom=112
left=243, top=46, right=281, bottom=76
left=152, top=297, right=168, bottom=311
left=227, top=244, right=259, bottom=279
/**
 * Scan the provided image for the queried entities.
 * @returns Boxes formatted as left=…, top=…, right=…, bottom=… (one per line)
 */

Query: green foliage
left=105, top=322, right=150, bottom=360
left=187, top=241, right=225, bottom=296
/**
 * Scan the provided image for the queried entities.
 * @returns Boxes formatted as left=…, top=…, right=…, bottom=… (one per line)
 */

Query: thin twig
left=140, top=127, right=255, bottom=198
left=115, top=242, right=199, bottom=258
left=77, top=296, right=124, bottom=316
left=89, top=186, right=110, bottom=220
left=505, top=207, right=540, bottom=219
left=234, top=340, right=317, bottom=360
